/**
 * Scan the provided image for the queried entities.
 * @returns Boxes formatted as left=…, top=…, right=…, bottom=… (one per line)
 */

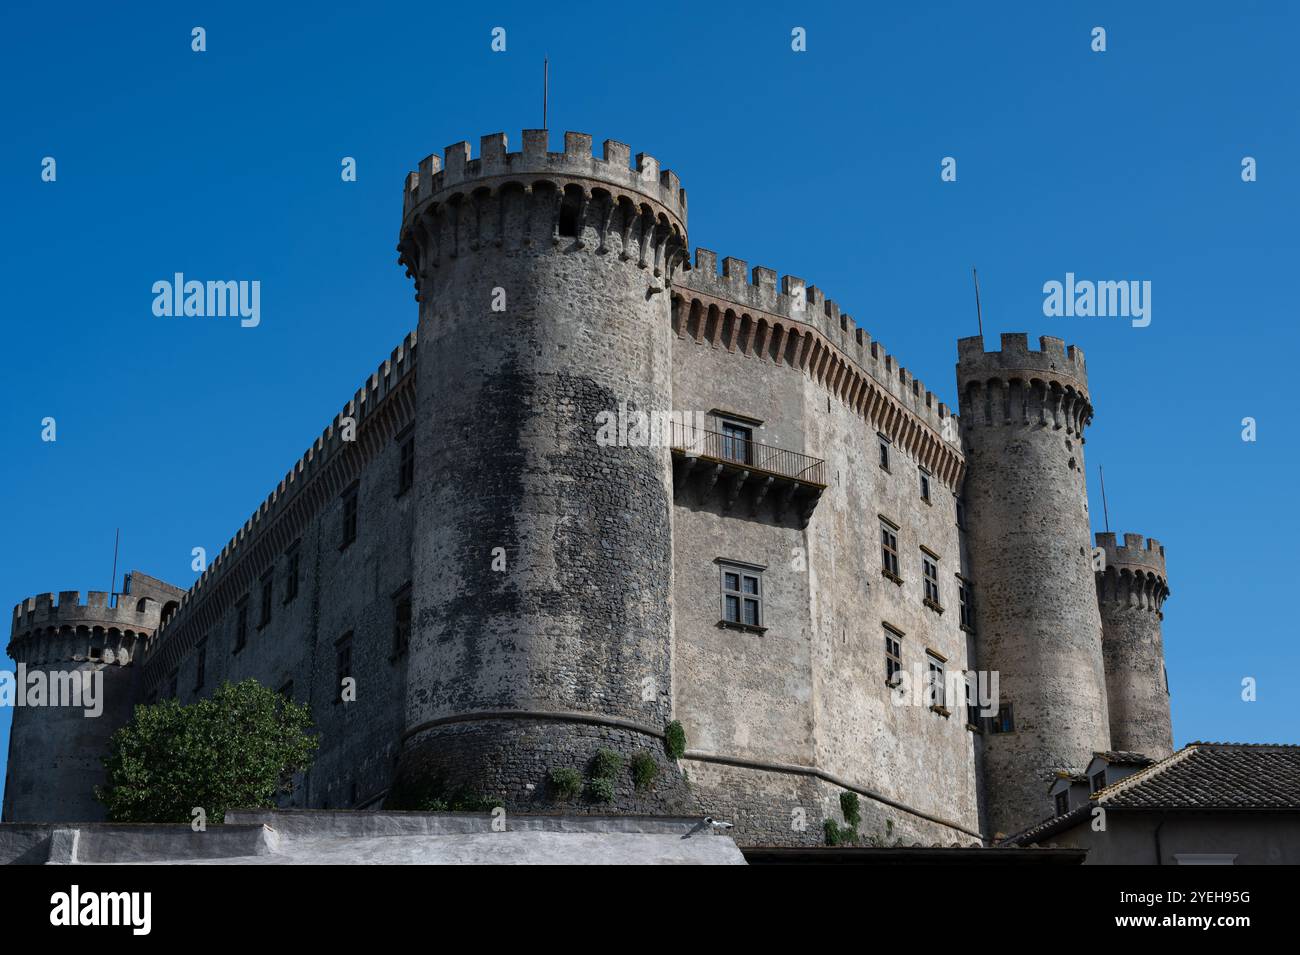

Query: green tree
left=96, top=679, right=318, bottom=823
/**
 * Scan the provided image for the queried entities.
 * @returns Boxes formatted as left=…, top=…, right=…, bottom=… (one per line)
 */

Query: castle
left=3, top=131, right=1174, bottom=844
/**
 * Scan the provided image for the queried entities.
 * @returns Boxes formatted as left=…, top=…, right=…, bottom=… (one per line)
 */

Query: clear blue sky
left=2, top=1, right=1296, bottom=788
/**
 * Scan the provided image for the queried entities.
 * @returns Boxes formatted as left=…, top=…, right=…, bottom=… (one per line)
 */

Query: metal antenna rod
left=109, top=528, right=120, bottom=608
left=972, top=267, right=984, bottom=339
left=1099, top=466, right=1111, bottom=533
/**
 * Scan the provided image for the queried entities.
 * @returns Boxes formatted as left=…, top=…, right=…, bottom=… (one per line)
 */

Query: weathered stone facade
left=3, top=130, right=1173, bottom=844
left=1095, top=532, right=1173, bottom=760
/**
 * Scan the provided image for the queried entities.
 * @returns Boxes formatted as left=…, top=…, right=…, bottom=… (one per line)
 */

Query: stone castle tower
left=956, top=335, right=1113, bottom=837
left=1095, top=532, right=1173, bottom=759
left=392, top=132, right=693, bottom=805
left=3, top=130, right=1175, bottom=842
left=4, top=573, right=184, bottom=822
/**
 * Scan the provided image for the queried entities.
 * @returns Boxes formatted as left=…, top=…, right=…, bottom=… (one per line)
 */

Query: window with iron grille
left=720, top=421, right=753, bottom=465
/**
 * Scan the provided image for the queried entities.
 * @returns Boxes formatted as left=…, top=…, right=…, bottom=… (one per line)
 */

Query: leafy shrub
left=96, top=679, right=318, bottom=824
left=840, top=791, right=861, bottom=829
left=590, top=748, right=623, bottom=779
left=549, top=767, right=582, bottom=800
left=824, top=819, right=845, bottom=846
left=629, top=751, right=659, bottom=791
left=587, top=776, right=616, bottom=803
left=663, top=721, right=687, bottom=760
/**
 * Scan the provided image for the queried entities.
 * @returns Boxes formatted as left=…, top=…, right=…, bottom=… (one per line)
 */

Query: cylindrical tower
left=1095, top=532, right=1173, bottom=758
left=4, top=587, right=166, bottom=822
left=956, top=333, right=1110, bottom=837
left=391, top=131, right=694, bottom=811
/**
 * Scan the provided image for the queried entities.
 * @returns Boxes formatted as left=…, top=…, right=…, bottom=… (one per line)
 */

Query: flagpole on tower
left=543, top=56, right=548, bottom=130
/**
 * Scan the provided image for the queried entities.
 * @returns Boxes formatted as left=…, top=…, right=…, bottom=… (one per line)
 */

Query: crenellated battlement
left=401, top=130, right=687, bottom=226
left=1096, top=532, right=1166, bottom=574
left=8, top=587, right=163, bottom=666
left=12, top=590, right=153, bottom=634
left=398, top=132, right=690, bottom=303
left=956, top=333, right=1092, bottom=438
left=1095, top=532, right=1170, bottom=613
left=145, top=332, right=419, bottom=664
left=957, top=333, right=1088, bottom=393
left=674, top=248, right=964, bottom=487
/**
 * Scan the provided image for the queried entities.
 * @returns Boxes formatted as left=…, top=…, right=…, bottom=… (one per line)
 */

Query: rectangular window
left=956, top=498, right=966, bottom=530
left=884, top=628, right=903, bottom=685
left=1055, top=791, right=1069, bottom=817
left=234, top=599, right=248, bottom=653
left=397, top=431, right=415, bottom=496
left=341, top=484, right=359, bottom=549
left=720, top=563, right=763, bottom=629
left=927, top=652, right=946, bottom=710
left=259, top=572, right=273, bottom=628
left=1091, top=771, right=1107, bottom=793
left=958, top=578, right=974, bottom=630
left=988, top=703, right=1015, bottom=734
left=878, top=434, right=891, bottom=471
left=919, top=468, right=931, bottom=504
left=284, top=542, right=301, bottom=604
left=392, top=583, right=412, bottom=656
left=966, top=680, right=983, bottom=730
left=720, top=421, right=753, bottom=465
left=922, top=553, right=941, bottom=610
left=880, top=521, right=900, bottom=581
left=194, top=638, right=207, bottom=691
left=335, top=632, right=353, bottom=703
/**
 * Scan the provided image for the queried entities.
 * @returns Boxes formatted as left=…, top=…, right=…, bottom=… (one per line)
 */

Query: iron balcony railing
left=669, top=423, right=826, bottom=486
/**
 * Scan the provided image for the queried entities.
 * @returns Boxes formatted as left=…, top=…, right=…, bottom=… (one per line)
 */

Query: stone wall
left=957, top=333, right=1112, bottom=838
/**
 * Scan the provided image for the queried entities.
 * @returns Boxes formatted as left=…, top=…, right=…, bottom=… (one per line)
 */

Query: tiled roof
left=1002, top=743, right=1300, bottom=846
left=1096, top=751, right=1155, bottom=767
left=1098, top=742, right=1300, bottom=810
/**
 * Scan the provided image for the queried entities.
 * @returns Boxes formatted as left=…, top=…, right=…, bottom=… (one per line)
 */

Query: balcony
left=668, top=423, right=827, bottom=526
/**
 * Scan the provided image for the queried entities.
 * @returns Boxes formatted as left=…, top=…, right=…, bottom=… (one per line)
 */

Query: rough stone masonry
left=3, top=130, right=1173, bottom=845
